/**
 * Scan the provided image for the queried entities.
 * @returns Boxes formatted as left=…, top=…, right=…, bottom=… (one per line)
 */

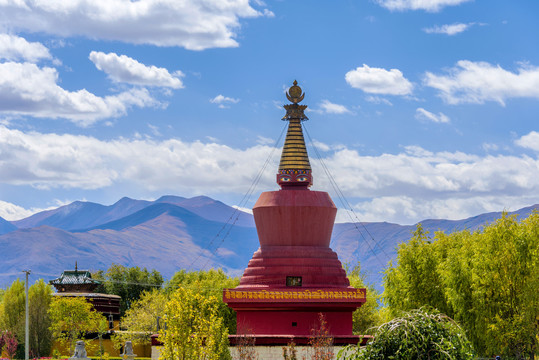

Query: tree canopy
left=28, top=280, right=53, bottom=358
left=383, top=213, right=539, bottom=359
left=159, top=286, right=231, bottom=360
left=113, top=288, right=166, bottom=347
left=345, top=263, right=382, bottom=335
left=48, top=296, right=106, bottom=355
left=93, top=263, right=163, bottom=315
left=165, top=269, right=239, bottom=333
left=338, top=308, right=475, bottom=360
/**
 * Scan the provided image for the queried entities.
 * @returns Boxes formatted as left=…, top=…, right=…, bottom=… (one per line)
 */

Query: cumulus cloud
left=318, top=100, right=351, bottom=114
left=89, top=51, right=184, bottom=88
left=0, top=126, right=275, bottom=193
left=415, top=107, right=450, bottom=123
left=0, top=62, right=159, bottom=126
left=317, top=145, right=539, bottom=199
left=0, top=200, right=35, bottom=221
left=0, top=200, right=66, bottom=221
left=0, top=33, right=52, bottom=62
left=2, top=126, right=539, bottom=224
left=345, top=64, right=413, bottom=96
left=515, top=131, right=539, bottom=151
left=423, top=22, right=473, bottom=35
left=210, top=94, right=240, bottom=108
left=315, top=144, right=539, bottom=223
left=376, top=0, right=473, bottom=12
left=424, top=60, right=539, bottom=105
left=340, top=194, right=538, bottom=224
left=0, top=0, right=270, bottom=50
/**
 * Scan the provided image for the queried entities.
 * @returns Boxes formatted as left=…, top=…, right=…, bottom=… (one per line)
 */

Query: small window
left=292, top=322, right=297, bottom=327
left=286, top=276, right=302, bottom=287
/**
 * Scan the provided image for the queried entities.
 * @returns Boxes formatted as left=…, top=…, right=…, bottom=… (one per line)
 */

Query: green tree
left=345, top=264, right=382, bottom=335
left=337, top=308, right=475, bottom=360
left=0, top=279, right=25, bottom=344
left=159, top=286, right=231, bottom=360
left=383, top=224, right=448, bottom=316
left=382, top=213, right=539, bottom=359
left=48, top=296, right=106, bottom=355
left=1, top=279, right=55, bottom=357
left=0, top=288, right=4, bottom=324
left=165, top=269, right=239, bottom=333
left=93, top=264, right=163, bottom=315
left=113, top=288, right=167, bottom=347
left=28, top=280, right=53, bottom=357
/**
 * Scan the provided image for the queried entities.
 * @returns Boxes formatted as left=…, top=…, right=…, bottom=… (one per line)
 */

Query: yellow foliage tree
left=159, top=286, right=230, bottom=360
left=48, top=296, right=106, bottom=356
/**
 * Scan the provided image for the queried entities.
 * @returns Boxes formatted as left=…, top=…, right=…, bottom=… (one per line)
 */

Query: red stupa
left=224, top=81, right=366, bottom=342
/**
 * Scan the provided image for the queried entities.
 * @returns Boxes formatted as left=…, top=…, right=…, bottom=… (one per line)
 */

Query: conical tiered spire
left=277, top=81, right=312, bottom=189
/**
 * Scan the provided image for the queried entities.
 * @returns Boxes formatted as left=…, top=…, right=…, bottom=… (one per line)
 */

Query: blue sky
left=1, top=0, right=539, bottom=225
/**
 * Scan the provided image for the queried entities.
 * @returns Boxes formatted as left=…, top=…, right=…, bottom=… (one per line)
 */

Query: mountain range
left=1, top=195, right=537, bottom=291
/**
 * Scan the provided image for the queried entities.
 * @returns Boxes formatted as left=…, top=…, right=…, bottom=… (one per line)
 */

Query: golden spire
left=279, top=80, right=310, bottom=171
left=277, top=81, right=312, bottom=189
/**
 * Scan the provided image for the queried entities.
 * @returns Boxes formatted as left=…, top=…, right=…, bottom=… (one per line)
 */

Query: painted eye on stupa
left=297, top=176, right=308, bottom=182
left=279, top=176, right=291, bottom=182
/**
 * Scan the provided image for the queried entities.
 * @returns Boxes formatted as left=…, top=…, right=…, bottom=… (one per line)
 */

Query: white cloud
left=0, top=126, right=276, bottom=193
left=262, top=9, right=275, bottom=17
left=256, top=136, right=274, bottom=145
left=515, top=131, right=539, bottom=152
left=210, top=94, right=240, bottom=108
left=365, top=96, right=393, bottom=106
left=340, top=195, right=537, bottom=225
left=0, top=200, right=66, bottom=221
left=0, top=62, right=159, bottom=126
left=482, top=143, right=499, bottom=152
left=376, top=0, right=473, bottom=12
left=89, top=51, right=184, bottom=88
left=0, top=0, right=270, bottom=50
left=423, top=23, right=472, bottom=35
left=345, top=64, right=413, bottom=96
left=2, top=126, right=539, bottom=224
left=232, top=205, right=253, bottom=214
left=0, top=200, right=35, bottom=221
left=311, top=140, right=331, bottom=152
left=316, top=146, right=539, bottom=198
left=415, top=107, right=450, bottom=123
left=0, top=33, right=52, bottom=62
left=148, top=124, right=161, bottom=137
left=315, top=145, right=539, bottom=223
left=319, top=100, right=351, bottom=114
left=424, top=60, right=539, bottom=105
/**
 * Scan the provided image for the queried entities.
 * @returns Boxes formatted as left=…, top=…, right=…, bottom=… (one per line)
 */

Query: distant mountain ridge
left=9, top=195, right=254, bottom=232
left=1, top=196, right=537, bottom=291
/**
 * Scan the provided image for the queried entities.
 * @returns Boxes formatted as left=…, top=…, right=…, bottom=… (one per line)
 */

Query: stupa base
left=228, top=334, right=372, bottom=346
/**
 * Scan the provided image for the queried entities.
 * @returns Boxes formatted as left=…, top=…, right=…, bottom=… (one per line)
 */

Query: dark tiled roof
left=49, top=270, right=101, bottom=286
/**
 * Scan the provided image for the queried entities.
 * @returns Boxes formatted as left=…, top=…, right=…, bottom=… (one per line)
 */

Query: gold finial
left=282, top=80, right=308, bottom=121
left=286, top=80, right=305, bottom=104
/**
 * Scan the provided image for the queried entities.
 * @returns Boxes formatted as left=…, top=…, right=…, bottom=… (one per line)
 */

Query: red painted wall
left=236, top=310, right=353, bottom=336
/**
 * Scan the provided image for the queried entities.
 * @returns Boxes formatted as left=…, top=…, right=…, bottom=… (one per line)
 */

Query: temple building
left=49, top=263, right=121, bottom=321
left=224, top=81, right=366, bottom=344
left=50, top=264, right=152, bottom=357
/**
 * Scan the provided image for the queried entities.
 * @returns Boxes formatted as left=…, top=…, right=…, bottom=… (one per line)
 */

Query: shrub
left=338, top=308, right=475, bottom=360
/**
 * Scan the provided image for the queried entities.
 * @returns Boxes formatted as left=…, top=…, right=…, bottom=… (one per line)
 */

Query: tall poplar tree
left=383, top=213, right=539, bottom=358
left=28, top=280, right=53, bottom=357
